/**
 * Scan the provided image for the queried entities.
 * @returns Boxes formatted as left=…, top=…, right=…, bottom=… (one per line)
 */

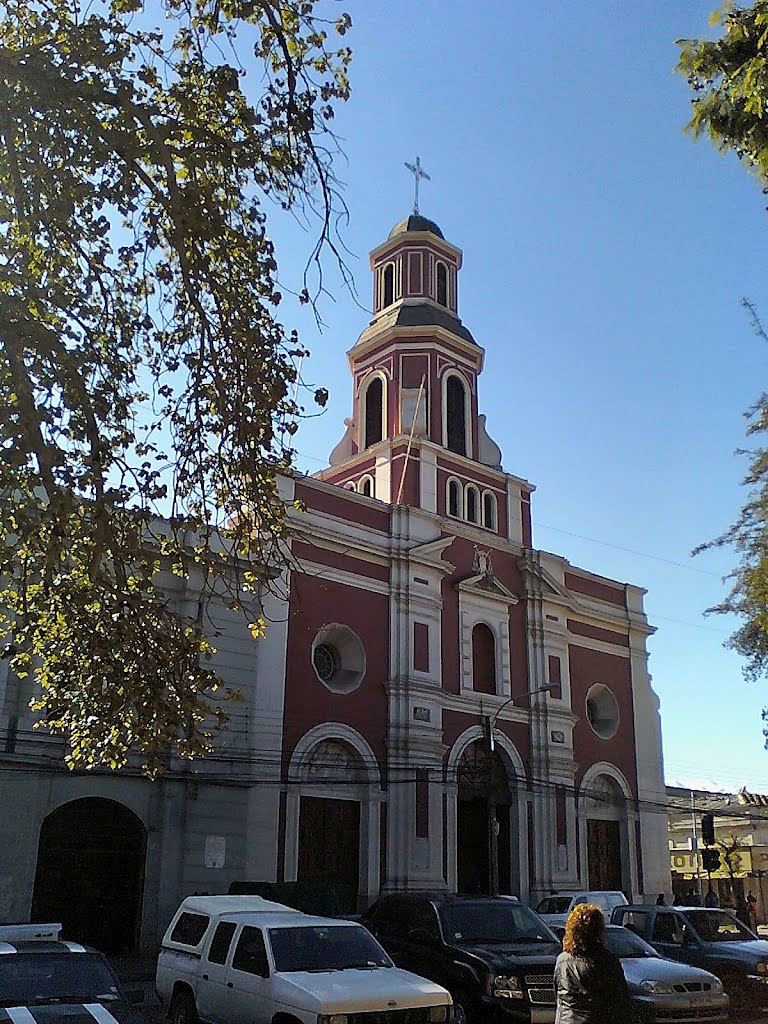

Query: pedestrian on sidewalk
left=554, top=904, right=633, bottom=1024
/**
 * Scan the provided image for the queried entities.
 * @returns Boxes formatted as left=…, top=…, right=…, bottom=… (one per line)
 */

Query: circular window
left=585, top=684, right=619, bottom=740
left=313, top=643, right=340, bottom=682
left=311, top=624, right=366, bottom=693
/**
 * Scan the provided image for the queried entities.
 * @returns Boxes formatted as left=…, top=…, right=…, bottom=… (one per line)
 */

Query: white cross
left=404, top=156, right=431, bottom=215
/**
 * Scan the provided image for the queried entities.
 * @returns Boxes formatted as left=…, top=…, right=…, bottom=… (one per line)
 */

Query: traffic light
left=702, top=847, right=721, bottom=872
left=701, top=813, right=715, bottom=847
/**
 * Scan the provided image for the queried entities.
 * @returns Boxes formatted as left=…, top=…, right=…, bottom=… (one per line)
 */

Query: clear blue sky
left=266, top=0, right=768, bottom=793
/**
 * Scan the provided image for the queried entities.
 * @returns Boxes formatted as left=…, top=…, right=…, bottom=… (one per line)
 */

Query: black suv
left=611, top=904, right=768, bottom=1013
left=360, top=893, right=560, bottom=1024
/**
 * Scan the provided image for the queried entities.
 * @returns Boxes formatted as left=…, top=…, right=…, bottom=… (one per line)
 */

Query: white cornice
left=349, top=324, right=483, bottom=367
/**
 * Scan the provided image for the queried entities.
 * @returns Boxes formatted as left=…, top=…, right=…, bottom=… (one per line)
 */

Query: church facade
left=0, top=213, right=669, bottom=950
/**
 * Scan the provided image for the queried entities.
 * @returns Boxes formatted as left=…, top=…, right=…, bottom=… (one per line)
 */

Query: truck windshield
left=536, top=897, right=572, bottom=915
left=439, top=901, right=558, bottom=946
left=268, top=925, right=393, bottom=973
left=0, top=952, right=122, bottom=1007
left=685, top=911, right=755, bottom=942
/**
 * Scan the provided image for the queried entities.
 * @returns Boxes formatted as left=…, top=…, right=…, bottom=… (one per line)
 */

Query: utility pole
left=691, top=790, right=703, bottom=899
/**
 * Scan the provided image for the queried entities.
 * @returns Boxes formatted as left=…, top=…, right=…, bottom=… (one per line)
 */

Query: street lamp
left=483, top=682, right=556, bottom=895
left=485, top=683, right=557, bottom=753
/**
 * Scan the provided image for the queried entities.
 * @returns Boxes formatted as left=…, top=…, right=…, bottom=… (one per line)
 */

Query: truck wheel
left=451, top=992, right=471, bottom=1024
left=169, top=990, right=198, bottom=1024
left=722, top=977, right=747, bottom=1015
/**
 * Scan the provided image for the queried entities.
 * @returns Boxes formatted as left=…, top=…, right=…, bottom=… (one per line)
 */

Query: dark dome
left=388, top=214, right=444, bottom=239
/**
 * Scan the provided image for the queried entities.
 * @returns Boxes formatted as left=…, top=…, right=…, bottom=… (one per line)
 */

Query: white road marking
left=83, top=1004, right=120, bottom=1024
left=6, top=1008, right=38, bottom=1024
left=62, top=942, right=86, bottom=953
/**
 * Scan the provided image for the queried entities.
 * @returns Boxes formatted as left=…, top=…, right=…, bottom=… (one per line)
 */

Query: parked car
left=599, top=924, right=728, bottom=1023
left=156, top=895, right=453, bottom=1024
left=360, top=892, right=561, bottom=1024
left=534, top=890, right=628, bottom=929
left=0, top=922, right=146, bottom=1024
left=611, top=904, right=768, bottom=1013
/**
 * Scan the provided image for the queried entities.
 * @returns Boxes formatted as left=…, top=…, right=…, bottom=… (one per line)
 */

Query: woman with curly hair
left=554, top=903, right=633, bottom=1023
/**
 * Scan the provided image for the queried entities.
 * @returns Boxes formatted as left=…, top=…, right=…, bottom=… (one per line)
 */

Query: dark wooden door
left=298, top=797, right=360, bottom=912
left=587, top=818, right=622, bottom=891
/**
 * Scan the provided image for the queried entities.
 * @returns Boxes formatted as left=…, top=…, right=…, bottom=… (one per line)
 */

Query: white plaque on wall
left=204, top=835, right=226, bottom=869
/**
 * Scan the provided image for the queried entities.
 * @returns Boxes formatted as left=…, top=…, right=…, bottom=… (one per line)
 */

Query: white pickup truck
left=156, top=896, right=453, bottom=1024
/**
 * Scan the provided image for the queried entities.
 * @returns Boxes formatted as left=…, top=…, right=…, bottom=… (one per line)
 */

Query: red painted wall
left=568, top=643, right=637, bottom=798
left=283, top=572, right=390, bottom=768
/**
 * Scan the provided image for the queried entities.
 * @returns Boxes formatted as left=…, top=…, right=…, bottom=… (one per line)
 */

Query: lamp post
left=485, top=683, right=557, bottom=754
left=483, top=682, right=556, bottom=894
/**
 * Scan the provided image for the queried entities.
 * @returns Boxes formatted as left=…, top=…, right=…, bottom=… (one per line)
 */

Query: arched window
left=445, top=374, right=467, bottom=457
left=466, top=485, right=479, bottom=523
left=344, top=481, right=356, bottom=491
left=447, top=478, right=461, bottom=518
left=436, top=262, right=448, bottom=307
left=364, top=376, right=384, bottom=448
left=359, top=475, right=374, bottom=498
left=483, top=491, right=497, bottom=530
left=472, top=623, right=496, bottom=694
left=383, top=264, right=394, bottom=307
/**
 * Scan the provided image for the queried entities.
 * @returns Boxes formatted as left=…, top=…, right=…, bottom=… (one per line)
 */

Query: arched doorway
left=296, top=740, right=366, bottom=914
left=31, top=798, right=146, bottom=953
left=456, top=741, right=515, bottom=895
left=584, top=774, right=627, bottom=893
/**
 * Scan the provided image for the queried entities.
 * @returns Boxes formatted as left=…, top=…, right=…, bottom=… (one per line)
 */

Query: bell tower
left=318, top=211, right=522, bottom=542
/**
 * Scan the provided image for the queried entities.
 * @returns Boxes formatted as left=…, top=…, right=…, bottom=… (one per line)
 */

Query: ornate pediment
left=406, top=535, right=456, bottom=574
left=455, top=546, right=519, bottom=605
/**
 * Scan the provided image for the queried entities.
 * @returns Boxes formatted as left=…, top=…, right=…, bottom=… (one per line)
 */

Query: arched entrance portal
left=32, top=798, right=146, bottom=953
left=456, top=741, right=514, bottom=895
left=585, top=774, right=627, bottom=892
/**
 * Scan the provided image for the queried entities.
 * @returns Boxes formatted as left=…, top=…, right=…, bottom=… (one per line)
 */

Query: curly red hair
left=562, top=903, right=605, bottom=954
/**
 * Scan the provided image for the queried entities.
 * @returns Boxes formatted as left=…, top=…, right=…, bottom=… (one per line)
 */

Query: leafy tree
left=0, top=0, right=351, bottom=774
left=677, top=1, right=768, bottom=195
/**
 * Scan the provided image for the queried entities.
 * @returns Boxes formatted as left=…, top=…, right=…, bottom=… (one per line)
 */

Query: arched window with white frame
left=359, top=475, right=374, bottom=498
left=472, top=623, right=496, bottom=694
left=447, top=477, right=462, bottom=518
left=363, top=373, right=385, bottom=449
left=465, top=484, right=479, bottom=524
left=436, top=261, right=448, bottom=307
left=382, top=263, right=395, bottom=307
left=482, top=490, right=497, bottom=531
left=344, top=481, right=356, bottom=492
left=443, top=371, right=470, bottom=458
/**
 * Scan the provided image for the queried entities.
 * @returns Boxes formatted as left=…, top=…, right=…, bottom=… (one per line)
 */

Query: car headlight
left=757, top=962, right=768, bottom=975
left=493, top=975, right=524, bottom=999
left=319, top=1016, right=348, bottom=1024
left=710, top=978, right=724, bottom=993
left=639, top=980, right=676, bottom=994
left=429, top=1007, right=448, bottom=1023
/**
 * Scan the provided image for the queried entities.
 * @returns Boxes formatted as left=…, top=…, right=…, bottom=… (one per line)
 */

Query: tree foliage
left=677, top=1, right=768, bottom=194
left=0, top=0, right=351, bottom=774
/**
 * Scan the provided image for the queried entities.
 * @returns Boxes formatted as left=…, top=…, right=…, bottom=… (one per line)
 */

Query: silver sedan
left=603, top=924, right=729, bottom=1023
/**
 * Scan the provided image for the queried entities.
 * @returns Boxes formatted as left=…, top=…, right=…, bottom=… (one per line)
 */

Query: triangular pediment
left=455, top=572, right=519, bottom=605
left=518, top=555, right=582, bottom=610
left=406, top=535, right=456, bottom=574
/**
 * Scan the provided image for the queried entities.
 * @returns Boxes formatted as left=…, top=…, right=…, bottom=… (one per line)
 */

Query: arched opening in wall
left=483, top=491, right=497, bottom=530
left=447, top=478, right=462, bottom=518
left=456, top=742, right=515, bottom=895
left=436, top=262, right=448, bottom=307
left=472, top=623, right=496, bottom=694
left=31, top=798, right=146, bottom=953
left=445, top=374, right=467, bottom=457
left=364, top=376, right=384, bottom=448
left=584, top=774, right=627, bottom=893
left=382, top=264, right=394, bottom=307
left=297, top=739, right=366, bottom=913
left=466, top=485, right=479, bottom=523
left=359, top=475, right=374, bottom=498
